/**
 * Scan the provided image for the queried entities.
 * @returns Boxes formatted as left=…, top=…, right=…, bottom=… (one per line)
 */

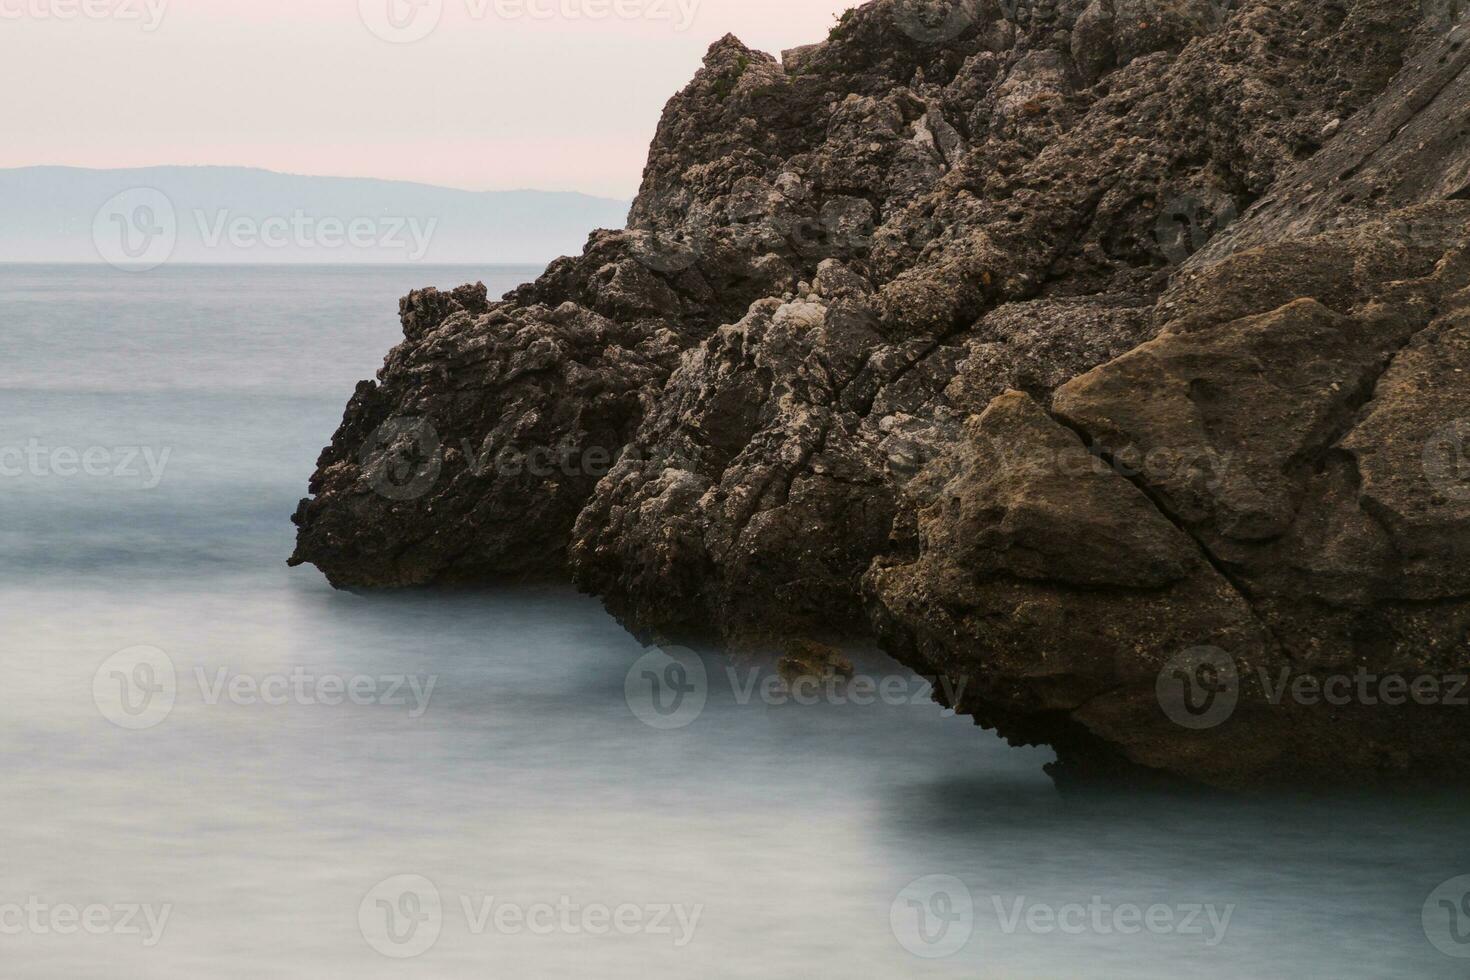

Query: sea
left=2, top=264, right=1466, bottom=978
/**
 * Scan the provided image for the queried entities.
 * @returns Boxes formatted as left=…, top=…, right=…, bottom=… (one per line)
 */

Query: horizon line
left=0, top=163, right=637, bottom=202
left=0, top=260, right=554, bottom=267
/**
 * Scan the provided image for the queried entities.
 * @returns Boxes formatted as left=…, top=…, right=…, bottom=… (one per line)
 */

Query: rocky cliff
left=291, top=0, right=1470, bottom=790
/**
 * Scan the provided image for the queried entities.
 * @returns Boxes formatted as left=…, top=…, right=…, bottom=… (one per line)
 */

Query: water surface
left=2, top=265, right=1465, bottom=977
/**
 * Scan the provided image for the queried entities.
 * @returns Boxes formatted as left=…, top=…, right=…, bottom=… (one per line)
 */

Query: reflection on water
left=2, top=266, right=1467, bottom=978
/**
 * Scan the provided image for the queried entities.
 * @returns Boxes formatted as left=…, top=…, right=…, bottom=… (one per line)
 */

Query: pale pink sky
left=2, top=0, right=858, bottom=198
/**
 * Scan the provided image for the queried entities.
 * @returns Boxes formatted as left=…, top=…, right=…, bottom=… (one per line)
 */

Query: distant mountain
left=0, top=166, right=631, bottom=266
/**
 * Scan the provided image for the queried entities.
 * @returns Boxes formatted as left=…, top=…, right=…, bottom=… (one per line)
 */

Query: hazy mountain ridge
left=0, top=166, right=631, bottom=264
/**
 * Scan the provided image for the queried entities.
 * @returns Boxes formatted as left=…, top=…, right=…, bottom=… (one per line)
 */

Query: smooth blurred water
left=2, top=265, right=1467, bottom=978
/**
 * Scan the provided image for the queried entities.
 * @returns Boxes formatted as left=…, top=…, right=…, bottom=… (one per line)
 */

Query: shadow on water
left=889, top=766, right=1470, bottom=846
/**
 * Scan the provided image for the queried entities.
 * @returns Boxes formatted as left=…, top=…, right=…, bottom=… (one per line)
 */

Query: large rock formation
left=292, top=0, right=1470, bottom=789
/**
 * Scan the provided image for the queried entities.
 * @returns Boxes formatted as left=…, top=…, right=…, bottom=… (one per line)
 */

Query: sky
left=1, top=0, right=859, bottom=198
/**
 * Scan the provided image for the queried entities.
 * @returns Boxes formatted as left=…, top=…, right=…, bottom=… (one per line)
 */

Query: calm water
left=2, top=264, right=1467, bottom=978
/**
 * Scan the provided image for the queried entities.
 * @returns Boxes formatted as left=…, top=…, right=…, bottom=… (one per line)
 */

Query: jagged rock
left=288, top=264, right=688, bottom=586
left=293, top=0, right=1470, bottom=788
left=566, top=0, right=1432, bottom=647
left=1192, top=12, right=1470, bottom=264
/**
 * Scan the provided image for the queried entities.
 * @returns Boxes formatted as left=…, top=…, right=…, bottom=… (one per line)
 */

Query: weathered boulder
left=872, top=217, right=1470, bottom=788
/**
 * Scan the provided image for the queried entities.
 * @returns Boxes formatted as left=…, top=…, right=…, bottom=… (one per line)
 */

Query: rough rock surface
left=871, top=218, right=1470, bottom=788
left=293, top=0, right=1470, bottom=788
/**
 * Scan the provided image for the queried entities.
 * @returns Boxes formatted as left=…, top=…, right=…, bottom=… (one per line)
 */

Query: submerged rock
left=294, top=0, right=1470, bottom=789
left=778, top=640, right=857, bottom=685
